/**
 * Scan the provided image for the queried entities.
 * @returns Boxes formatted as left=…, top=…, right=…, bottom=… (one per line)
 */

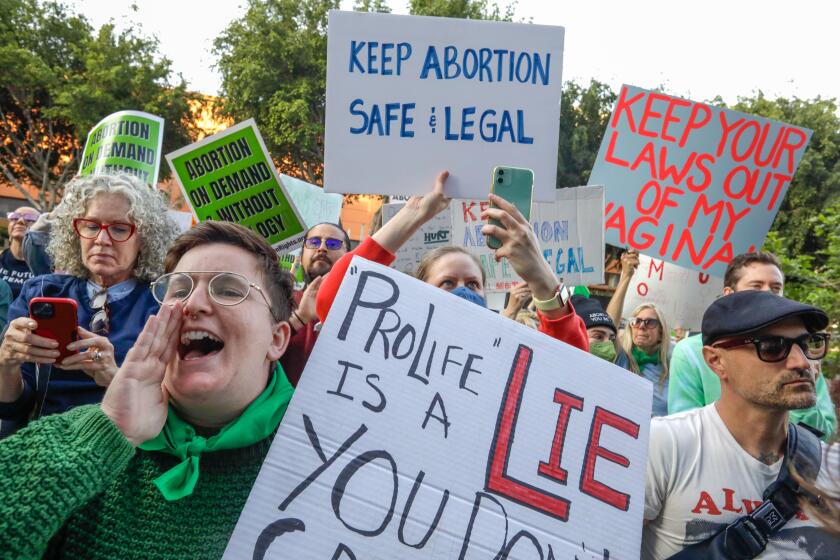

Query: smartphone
left=29, top=297, right=79, bottom=362
left=488, top=166, right=534, bottom=249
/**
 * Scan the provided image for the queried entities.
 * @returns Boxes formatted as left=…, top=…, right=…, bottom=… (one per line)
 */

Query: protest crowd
left=0, top=4, right=839, bottom=560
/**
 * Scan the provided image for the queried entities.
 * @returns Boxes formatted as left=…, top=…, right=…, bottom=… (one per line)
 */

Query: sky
left=68, top=0, right=838, bottom=105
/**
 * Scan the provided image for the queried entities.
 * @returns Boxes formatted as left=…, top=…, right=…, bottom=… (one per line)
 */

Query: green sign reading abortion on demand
left=166, top=119, right=306, bottom=253
left=79, top=110, right=164, bottom=186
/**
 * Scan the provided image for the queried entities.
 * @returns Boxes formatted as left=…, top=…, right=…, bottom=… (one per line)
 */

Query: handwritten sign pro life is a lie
left=324, top=10, right=564, bottom=202
left=589, top=85, right=812, bottom=277
left=224, top=258, right=652, bottom=560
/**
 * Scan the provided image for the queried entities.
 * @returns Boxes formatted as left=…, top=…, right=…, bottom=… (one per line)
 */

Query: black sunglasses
left=713, top=332, right=830, bottom=363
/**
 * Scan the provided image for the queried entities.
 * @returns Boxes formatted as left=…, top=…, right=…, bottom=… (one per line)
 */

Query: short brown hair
left=415, top=246, right=486, bottom=285
left=723, top=252, right=783, bottom=290
left=164, top=221, right=294, bottom=322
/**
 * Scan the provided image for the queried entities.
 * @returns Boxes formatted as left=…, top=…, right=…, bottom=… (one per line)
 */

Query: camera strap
left=667, top=423, right=822, bottom=560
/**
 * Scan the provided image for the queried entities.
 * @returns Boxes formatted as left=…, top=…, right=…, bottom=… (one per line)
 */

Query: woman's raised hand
left=373, top=171, right=451, bottom=254
left=480, top=193, right=559, bottom=302
left=101, top=303, right=182, bottom=447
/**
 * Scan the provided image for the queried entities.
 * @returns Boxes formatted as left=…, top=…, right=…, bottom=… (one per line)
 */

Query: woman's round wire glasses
left=712, top=332, right=830, bottom=363
left=73, top=218, right=136, bottom=242
left=630, top=317, right=660, bottom=330
left=151, top=271, right=279, bottom=322
left=304, top=236, right=344, bottom=250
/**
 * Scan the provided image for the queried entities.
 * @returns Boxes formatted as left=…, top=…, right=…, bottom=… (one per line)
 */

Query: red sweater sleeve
left=536, top=300, right=590, bottom=352
left=316, top=237, right=396, bottom=324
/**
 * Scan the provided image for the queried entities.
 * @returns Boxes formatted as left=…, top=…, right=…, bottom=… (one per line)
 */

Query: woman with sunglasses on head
left=0, top=174, right=177, bottom=435
left=605, top=249, right=672, bottom=415
left=0, top=206, right=40, bottom=299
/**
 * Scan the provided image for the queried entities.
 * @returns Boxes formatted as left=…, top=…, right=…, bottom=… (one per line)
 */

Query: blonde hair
left=415, top=246, right=486, bottom=286
left=48, top=174, right=178, bottom=282
left=620, top=303, right=670, bottom=384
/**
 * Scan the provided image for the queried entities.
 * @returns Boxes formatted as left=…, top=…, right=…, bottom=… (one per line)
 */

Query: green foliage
left=556, top=79, right=616, bottom=187
left=763, top=202, right=840, bottom=377
left=215, top=0, right=515, bottom=186
left=0, top=0, right=195, bottom=209
left=353, top=0, right=391, bottom=12
left=214, top=0, right=337, bottom=185
left=408, top=0, right=516, bottom=20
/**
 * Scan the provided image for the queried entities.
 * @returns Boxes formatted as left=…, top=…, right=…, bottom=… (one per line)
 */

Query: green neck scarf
left=632, top=346, right=660, bottom=368
left=139, top=364, right=293, bottom=501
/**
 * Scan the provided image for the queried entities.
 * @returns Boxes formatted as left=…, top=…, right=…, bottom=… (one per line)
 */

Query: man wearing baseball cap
left=668, top=252, right=836, bottom=440
left=571, top=294, right=631, bottom=370
left=643, top=290, right=838, bottom=559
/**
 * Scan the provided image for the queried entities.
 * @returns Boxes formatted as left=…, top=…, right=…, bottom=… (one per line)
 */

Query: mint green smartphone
left=487, top=165, right=534, bottom=250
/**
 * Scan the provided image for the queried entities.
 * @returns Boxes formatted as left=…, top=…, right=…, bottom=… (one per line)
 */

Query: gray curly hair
left=48, top=174, right=179, bottom=282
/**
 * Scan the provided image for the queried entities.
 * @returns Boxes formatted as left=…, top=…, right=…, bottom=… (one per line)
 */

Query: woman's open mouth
left=179, top=330, right=225, bottom=361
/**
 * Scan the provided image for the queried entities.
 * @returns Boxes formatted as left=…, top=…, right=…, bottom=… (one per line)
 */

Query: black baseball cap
left=702, top=290, right=828, bottom=346
left=571, top=295, right=616, bottom=334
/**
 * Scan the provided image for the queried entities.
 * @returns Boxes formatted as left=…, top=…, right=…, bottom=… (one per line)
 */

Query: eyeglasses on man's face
left=151, top=271, right=279, bottom=322
left=73, top=218, right=137, bottom=242
left=713, top=332, right=830, bottom=363
left=304, top=236, right=344, bottom=251
left=630, top=317, right=660, bottom=330
left=7, top=212, right=38, bottom=224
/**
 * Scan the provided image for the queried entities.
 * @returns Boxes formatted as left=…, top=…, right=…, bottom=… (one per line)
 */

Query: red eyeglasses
left=72, top=218, right=136, bottom=242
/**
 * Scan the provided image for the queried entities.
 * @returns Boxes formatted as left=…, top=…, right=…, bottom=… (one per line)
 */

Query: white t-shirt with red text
left=643, top=403, right=839, bottom=559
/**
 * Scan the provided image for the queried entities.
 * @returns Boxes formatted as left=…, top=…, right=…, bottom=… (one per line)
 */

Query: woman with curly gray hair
left=0, top=174, right=178, bottom=434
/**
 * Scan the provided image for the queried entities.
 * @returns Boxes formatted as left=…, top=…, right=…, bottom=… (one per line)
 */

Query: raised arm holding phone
left=316, top=170, right=589, bottom=351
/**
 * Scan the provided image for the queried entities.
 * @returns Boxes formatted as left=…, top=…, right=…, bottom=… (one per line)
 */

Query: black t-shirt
left=0, top=249, right=33, bottom=299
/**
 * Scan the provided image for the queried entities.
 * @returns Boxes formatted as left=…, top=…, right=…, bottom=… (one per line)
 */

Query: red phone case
left=29, top=297, right=79, bottom=363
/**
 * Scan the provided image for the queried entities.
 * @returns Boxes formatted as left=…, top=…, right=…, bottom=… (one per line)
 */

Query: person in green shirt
left=0, top=221, right=296, bottom=559
left=668, top=251, right=837, bottom=440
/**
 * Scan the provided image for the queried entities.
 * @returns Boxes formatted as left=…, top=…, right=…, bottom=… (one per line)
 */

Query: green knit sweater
left=0, top=405, right=277, bottom=559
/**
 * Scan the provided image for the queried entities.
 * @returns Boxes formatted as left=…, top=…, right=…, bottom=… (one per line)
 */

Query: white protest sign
left=165, top=210, right=194, bottom=233
left=622, top=253, right=724, bottom=331
left=451, top=186, right=606, bottom=292
left=324, top=10, right=564, bottom=201
left=281, top=173, right=344, bottom=228
left=381, top=202, right=453, bottom=275
left=224, top=257, right=652, bottom=560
